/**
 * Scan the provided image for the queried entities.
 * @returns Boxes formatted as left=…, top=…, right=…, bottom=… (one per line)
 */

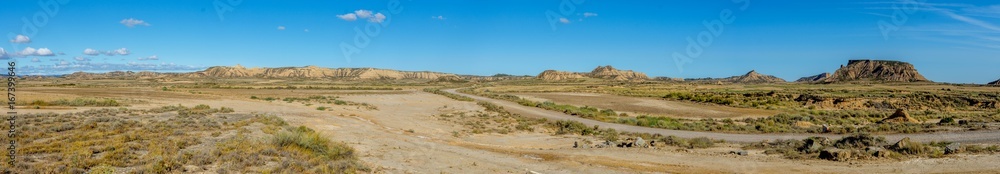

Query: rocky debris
left=945, top=143, right=963, bottom=154
left=891, top=137, right=913, bottom=150
left=537, top=65, right=648, bottom=81
left=865, top=146, right=890, bottom=158
left=634, top=137, right=648, bottom=148
left=795, top=72, right=830, bottom=82
left=685, top=70, right=786, bottom=84
left=730, top=150, right=748, bottom=156
left=819, top=148, right=853, bottom=161
left=880, top=109, right=919, bottom=123
left=799, top=137, right=831, bottom=153
left=823, top=59, right=930, bottom=82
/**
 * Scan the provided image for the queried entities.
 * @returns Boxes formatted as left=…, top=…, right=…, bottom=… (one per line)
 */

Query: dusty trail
left=443, top=89, right=1000, bottom=143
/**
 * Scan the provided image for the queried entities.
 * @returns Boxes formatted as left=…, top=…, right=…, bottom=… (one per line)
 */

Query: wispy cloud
left=120, top=18, right=150, bottom=27
left=337, top=9, right=386, bottom=23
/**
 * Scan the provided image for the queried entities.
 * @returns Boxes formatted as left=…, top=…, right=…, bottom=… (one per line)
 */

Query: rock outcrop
left=587, top=65, right=649, bottom=81
left=880, top=109, right=919, bottom=123
left=537, top=70, right=586, bottom=81
left=537, top=65, right=648, bottom=81
left=989, top=78, right=1000, bottom=86
left=824, top=60, right=929, bottom=82
left=796, top=73, right=830, bottom=82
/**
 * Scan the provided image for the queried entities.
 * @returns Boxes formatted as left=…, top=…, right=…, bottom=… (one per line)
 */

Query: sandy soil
left=16, top=87, right=1000, bottom=173
left=514, top=92, right=779, bottom=119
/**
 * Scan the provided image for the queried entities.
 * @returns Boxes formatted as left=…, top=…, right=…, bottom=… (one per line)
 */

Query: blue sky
left=2, top=0, right=999, bottom=83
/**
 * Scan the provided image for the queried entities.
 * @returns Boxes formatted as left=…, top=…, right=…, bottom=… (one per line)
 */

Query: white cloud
left=10, top=35, right=30, bottom=43
left=337, top=13, right=358, bottom=21
left=114, top=48, right=130, bottom=56
left=31, top=57, right=40, bottom=62
left=432, top=16, right=446, bottom=20
left=370, top=13, right=386, bottom=23
left=583, top=12, right=598, bottom=17
left=138, top=55, right=158, bottom=61
left=83, top=48, right=100, bottom=55
left=339, top=10, right=386, bottom=23
left=0, top=48, right=7, bottom=59
left=277, top=26, right=286, bottom=30
left=35, top=48, right=55, bottom=56
left=17, top=47, right=36, bottom=56
left=304, top=29, right=310, bottom=32
left=559, top=18, right=570, bottom=24
left=58, top=61, right=70, bottom=66
left=74, top=57, right=91, bottom=61
left=355, top=10, right=373, bottom=18
left=120, top=18, right=150, bottom=27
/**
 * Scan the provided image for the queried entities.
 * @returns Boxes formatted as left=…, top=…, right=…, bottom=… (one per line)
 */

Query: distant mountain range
left=537, top=65, right=649, bottom=81
left=47, top=60, right=998, bottom=85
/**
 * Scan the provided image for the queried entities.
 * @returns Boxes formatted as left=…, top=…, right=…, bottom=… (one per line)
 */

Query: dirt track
left=444, top=89, right=1000, bottom=143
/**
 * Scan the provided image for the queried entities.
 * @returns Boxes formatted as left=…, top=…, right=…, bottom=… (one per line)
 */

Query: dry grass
left=0, top=105, right=367, bottom=173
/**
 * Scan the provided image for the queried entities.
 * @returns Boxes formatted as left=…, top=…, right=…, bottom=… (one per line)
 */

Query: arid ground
left=3, top=77, right=999, bottom=173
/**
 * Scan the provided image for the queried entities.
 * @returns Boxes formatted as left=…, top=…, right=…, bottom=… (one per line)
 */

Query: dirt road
left=443, top=89, right=1000, bottom=143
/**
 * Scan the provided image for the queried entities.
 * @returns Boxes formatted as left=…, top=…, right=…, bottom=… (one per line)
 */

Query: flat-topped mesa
left=824, top=59, right=930, bottom=82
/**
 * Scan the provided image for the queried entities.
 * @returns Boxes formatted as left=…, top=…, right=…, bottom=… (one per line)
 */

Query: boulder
left=865, top=146, right=890, bottom=158
left=635, top=137, right=647, bottom=148
left=945, top=143, right=963, bottom=154
left=799, top=137, right=830, bottom=153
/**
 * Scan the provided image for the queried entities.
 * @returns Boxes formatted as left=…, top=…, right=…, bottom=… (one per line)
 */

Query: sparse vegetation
left=425, top=88, right=475, bottom=101
left=0, top=106, right=367, bottom=173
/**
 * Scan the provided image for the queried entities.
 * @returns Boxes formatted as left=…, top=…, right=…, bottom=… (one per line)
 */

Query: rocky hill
left=823, top=60, right=930, bottom=82
left=192, top=65, right=457, bottom=80
left=537, top=65, right=648, bottom=81
left=587, top=65, right=649, bottom=81
left=796, top=73, right=830, bottom=82
left=537, top=70, right=586, bottom=80
left=65, top=65, right=462, bottom=80
left=989, top=78, right=1000, bottom=86
left=686, top=70, right=786, bottom=84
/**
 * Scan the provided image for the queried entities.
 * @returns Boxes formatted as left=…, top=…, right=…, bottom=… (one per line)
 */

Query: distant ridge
left=537, top=65, right=648, bottom=81
left=686, top=70, right=786, bottom=84
left=796, top=73, right=830, bottom=83
left=989, top=78, right=1000, bottom=86
left=62, top=65, right=534, bottom=81
left=822, top=60, right=930, bottom=83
